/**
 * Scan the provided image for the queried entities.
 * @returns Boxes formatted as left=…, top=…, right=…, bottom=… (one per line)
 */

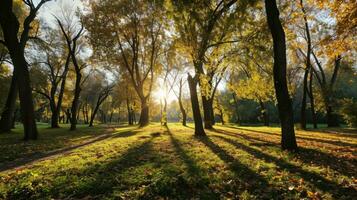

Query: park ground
left=0, top=123, right=356, bottom=199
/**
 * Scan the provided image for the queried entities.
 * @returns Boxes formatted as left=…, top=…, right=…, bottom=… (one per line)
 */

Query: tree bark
left=0, top=71, right=18, bottom=133
left=178, top=79, right=187, bottom=126
left=139, top=97, right=149, bottom=127
left=202, top=96, right=213, bottom=129
left=126, top=97, right=133, bottom=125
left=300, top=68, right=309, bottom=129
left=232, top=93, right=240, bottom=125
left=0, top=0, right=43, bottom=140
left=70, top=73, right=81, bottom=130
left=300, top=0, right=312, bottom=130
left=51, top=52, right=71, bottom=128
left=265, top=0, right=297, bottom=151
left=259, top=100, right=269, bottom=126
left=188, top=74, right=206, bottom=136
left=326, top=56, right=341, bottom=127
left=308, top=70, right=317, bottom=128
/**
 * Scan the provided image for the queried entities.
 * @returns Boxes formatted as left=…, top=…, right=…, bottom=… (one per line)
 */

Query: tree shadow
left=166, top=126, right=202, bottom=177
left=0, top=127, right=139, bottom=173
left=195, top=136, right=282, bottom=198
left=224, top=125, right=357, bottom=148
left=212, top=135, right=357, bottom=199
left=165, top=126, right=215, bottom=198
left=212, top=128, right=357, bottom=178
left=15, top=136, right=156, bottom=200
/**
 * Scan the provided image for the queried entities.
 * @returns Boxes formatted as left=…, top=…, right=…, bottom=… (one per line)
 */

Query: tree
left=171, top=0, right=241, bottom=133
left=33, top=27, right=71, bottom=128
left=265, top=0, right=298, bottom=151
left=84, top=0, right=165, bottom=127
left=0, top=0, right=52, bottom=140
left=89, top=84, right=113, bottom=127
left=57, top=18, right=86, bottom=131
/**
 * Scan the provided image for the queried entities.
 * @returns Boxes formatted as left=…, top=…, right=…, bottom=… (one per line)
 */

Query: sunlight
left=153, top=88, right=166, bottom=103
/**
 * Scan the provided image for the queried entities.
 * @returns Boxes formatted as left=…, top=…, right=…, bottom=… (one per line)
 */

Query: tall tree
left=299, top=0, right=313, bottom=130
left=265, top=0, right=298, bottom=151
left=84, top=0, right=164, bottom=127
left=171, top=0, right=241, bottom=133
left=57, top=19, right=85, bottom=131
left=34, top=28, right=71, bottom=128
left=0, top=0, right=51, bottom=140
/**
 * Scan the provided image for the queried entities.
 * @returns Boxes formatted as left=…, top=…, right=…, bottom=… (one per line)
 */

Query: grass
left=0, top=123, right=356, bottom=199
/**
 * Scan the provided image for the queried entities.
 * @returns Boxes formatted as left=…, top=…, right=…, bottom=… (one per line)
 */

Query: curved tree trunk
left=265, top=0, right=297, bottom=151
left=188, top=74, right=206, bottom=136
left=0, top=71, right=18, bottom=133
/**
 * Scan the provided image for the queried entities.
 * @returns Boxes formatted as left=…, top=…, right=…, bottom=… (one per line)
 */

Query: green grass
left=0, top=123, right=356, bottom=199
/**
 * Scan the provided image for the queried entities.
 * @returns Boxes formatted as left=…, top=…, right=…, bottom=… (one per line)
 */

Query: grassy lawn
left=0, top=123, right=356, bottom=199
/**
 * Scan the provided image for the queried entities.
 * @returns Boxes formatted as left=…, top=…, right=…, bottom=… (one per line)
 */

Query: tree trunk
left=109, top=110, right=113, bottom=123
left=89, top=106, right=99, bottom=127
left=162, top=98, right=167, bottom=126
left=178, top=97, right=187, bottom=126
left=0, top=0, right=39, bottom=140
left=326, top=105, right=339, bottom=127
left=52, top=55, right=70, bottom=128
left=325, top=56, right=341, bottom=127
left=139, top=97, right=149, bottom=127
left=259, top=100, right=269, bottom=126
left=265, top=0, right=297, bottom=151
left=70, top=73, right=82, bottom=131
left=300, top=68, right=309, bottom=130
left=232, top=93, right=240, bottom=125
left=188, top=74, right=206, bottom=136
left=210, top=99, right=215, bottom=126
left=14, top=50, right=38, bottom=140
left=126, top=97, right=133, bottom=125
left=202, top=96, right=213, bottom=129
left=308, top=70, right=317, bottom=128
left=0, top=71, right=18, bottom=133
left=65, top=109, right=71, bottom=124
left=219, top=109, right=224, bottom=125
left=50, top=107, right=60, bottom=128
left=178, top=79, right=187, bottom=126
left=12, top=108, right=17, bottom=128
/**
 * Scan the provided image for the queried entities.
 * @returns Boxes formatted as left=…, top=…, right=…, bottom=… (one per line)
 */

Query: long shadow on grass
left=165, top=126, right=214, bottom=197
left=0, top=128, right=139, bottom=173
left=225, top=126, right=357, bottom=148
left=213, top=128, right=357, bottom=177
left=48, top=137, right=156, bottom=199
left=196, top=136, right=282, bottom=198
left=166, top=127, right=203, bottom=177
left=212, top=135, right=357, bottom=199
left=52, top=130, right=200, bottom=199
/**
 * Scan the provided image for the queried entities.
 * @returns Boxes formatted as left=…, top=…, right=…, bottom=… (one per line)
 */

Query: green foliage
left=339, top=98, right=357, bottom=127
